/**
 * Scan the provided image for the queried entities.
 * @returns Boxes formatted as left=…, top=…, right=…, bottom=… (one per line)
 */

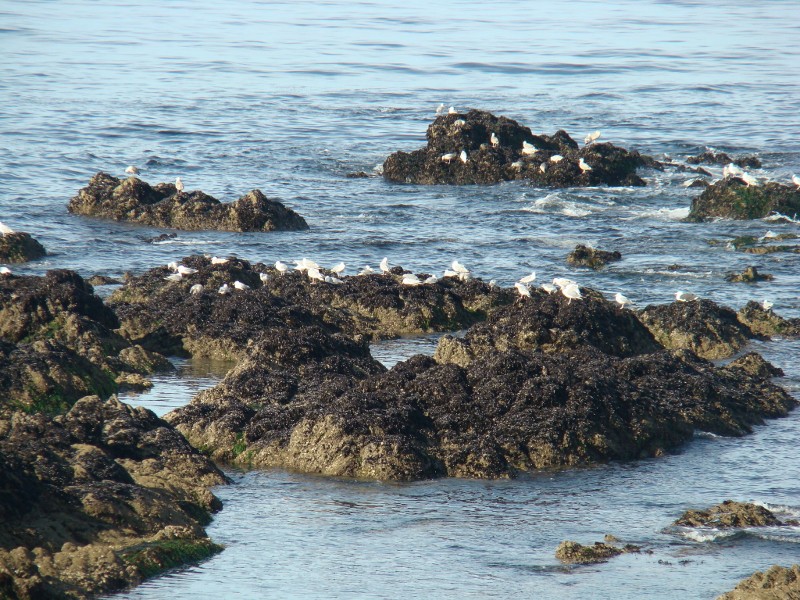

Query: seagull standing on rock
left=584, top=131, right=601, bottom=145
left=125, top=165, right=140, bottom=177
left=460, top=150, right=468, bottom=164
left=762, top=300, right=774, bottom=310
left=519, top=272, right=536, bottom=284
left=0, top=221, right=14, bottom=236
left=579, top=158, right=592, bottom=173
left=792, top=174, right=800, bottom=188
left=331, top=262, right=346, bottom=276
left=490, top=132, right=500, bottom=147
left=379, top=257, right=390, bottom=273
left=675, top=290, right=698, bottom=302
left=275, top=261, right=288, bottom=275
left=0, top=266, right=12, bottom=276
left=562, top=283, right=582, bottom=304
left=189, top=284, right=203, bottom=294
left=175, top=177, right=185, bottom=193
left=441, top=153, right=456, bottom=163
left=448, top=106, right=457, bottom=114
left=402, top=274, right=422, bottom=286
left=522, top=141, right=538, bottom=156
left=514, top=282, right=531, bottom=300
left=233, top=280, right=250, bottom=290
left=218, top=283, right=230, bottom=295
left=615, top=292, right=632, bottom=308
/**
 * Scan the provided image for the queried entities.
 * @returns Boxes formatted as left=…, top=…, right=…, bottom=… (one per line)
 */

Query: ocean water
left=2, top=0, right=800, bottom=597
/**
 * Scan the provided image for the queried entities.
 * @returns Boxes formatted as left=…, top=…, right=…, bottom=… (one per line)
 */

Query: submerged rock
left=718, top=565, right=800, bottom=600
left=725, top=266, right=774, bottom=283
left=382, top=110, right=655, bottom=187
left=566, top=244, right=622, bottom=270
left=0, top=232, right=46, bottom=264
left=687, top=178, right=800, bottom=221
left=686, top=150, right=761, bottom=169
left=675, top=501, right=785, bottom=528
left=68, top=172, right=309, bottom=232
left=0, top=395, right=227, bottom=600
left=555, top=540, right=640, bottom=564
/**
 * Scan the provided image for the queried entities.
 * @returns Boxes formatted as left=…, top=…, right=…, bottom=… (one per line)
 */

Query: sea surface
left=2, top=0, right=799, bottom=598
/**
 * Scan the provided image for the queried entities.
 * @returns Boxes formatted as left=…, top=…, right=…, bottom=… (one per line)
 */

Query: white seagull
left=452, top=260, right=469, bottom=274
left=125, top=165, right=140, bottom=176
left=211, top=256, right=228, bottom=265
left=741, top=172, right=758, bottom=187
left=177, top=265, right=197, bottom=275
left=584, top=130, right=601, bottom=145
left=331, top=262, right=346, bottom=276
left=762, top=299, right=774, bottom=310
left=792, top=174, right=800, bottom=188
left=448, top=106, right=457, bottom=114
left=578, top=158, right=592, bottom=172
left=0, top=221, right=13, bottom=236
left=514, top=282, right=531, bottom=299
left=441, top=153, right=456, bottom=163
left=443, top=269, right=459, bottom=278
left=164, top=272, right=183, bottom=282
left=189, top=284, right=204, bottom=294
left=490, top=132, right=500, bottom=147
left=379, top=257, right=390, bottom=273
left=453, top=119, right=466, bottom=127
left=233, top=280, right=250, bottom=290
left=723, top=163, right=744, bottom=179
left=424, top=275, right=439, bottom=284
left=0, top=266, right=12, bottom=275
left=359, top=265, right=375, bottom=276
left=218, top=283, right=230, bottom=295
left=522, top=141, right=538, bottom=156
left=307, top=268, right=325, bottom=282
left=175, top=177, right=185, bottom=192
left=614, top=292, right=632, bottom=308
left=675, top=290, right=698, bottom=302
left=460, top=150, right=468, bottom=164
left=275, top=261, right=288, bottom=275
left=402, top=274, right=422, bottom=286
left=259, top=272, right=270, bottom=283
left=167, top=261, right=179, bottom=271
left=539, top=162, right=547, bottom=173
left=436, top=103, right=445, bottom=115
left=550, top=154, right=563, bottom=163
left=562, top=283, right=582, bottom=304
left=540, top=283, right=557, bottom=294
left=511, top=160, right=523, bottom=170
left=519, top=272, right=536, bottom=284
left=553, top=277, right=577, bottom=289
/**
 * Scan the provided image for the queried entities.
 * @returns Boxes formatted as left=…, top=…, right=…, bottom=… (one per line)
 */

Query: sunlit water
left=3, top=0, right=800, bottom=597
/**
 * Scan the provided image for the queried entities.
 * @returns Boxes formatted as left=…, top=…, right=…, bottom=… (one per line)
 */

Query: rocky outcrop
left=566, top=244, right=622, bottom=270
left=382, top=110, right=656, bottom=187
left=737, top=302, right=800, bottom=338
left=686, top=150, right=761, bottom=169
left=725, top=266, right=773, bottom=283
left=0, top=233, right=46, bottom=264
left=0, top=395, right=227, bottom=600
left=167, top=286, right=796, bottom=480
left=68, top=172, right=308, bottom=232
left=675, top=501, right=788, bottom=528
left=555, top=539, right=640, bottom=564
left=718, top=565, right=800, bottom=600
left=0, top=270, right=173, bottom=412
left=688, top=178, right=800, bottom=221
left=108, top=255, right=513, bottom=359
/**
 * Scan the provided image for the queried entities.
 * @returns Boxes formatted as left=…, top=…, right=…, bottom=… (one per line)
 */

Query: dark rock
left=142, top=232, right=177, bottom=244
left=686, top=150, right=761, bottom=169
left=718, top=565, right=800, bottom=600
left=725, top=266, right=774, bottom=283
left=737, top=302, right=800, bottom=338
left=382, top=110, right=655, bottom=187
left=675, top=500, right=782, bottom=528
left=688, top=178, right=800, bottom=221
left=555, top=540, right=640, bottom=564
left=86, top=275, right=122, bottom=286
left=566, top=244, right=622, bottom=270
left=0, top=232, right=46, bottom=264
left=685, top=178, right=710, bottom=188
left=68, top=172, right=309, bottom=232
left=346, top=171, right=370, bottom=178
left=0, top=395, right=227, bottom=599
left=638, top=299, right=758, bottom=359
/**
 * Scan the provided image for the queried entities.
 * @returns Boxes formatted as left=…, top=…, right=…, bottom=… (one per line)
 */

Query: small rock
left=725, top=266, right=774, bottom=283
left=566, top=244, right=622, bottom=270
left=555, top=540, right=640, bottom=564
left=675, top=500, right=782, bottom=528
left=0, top=232, right=47, bottom=264
left=718, top=565, right=800, bottom=600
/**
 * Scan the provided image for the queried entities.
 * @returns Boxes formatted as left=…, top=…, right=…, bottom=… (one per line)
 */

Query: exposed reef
left=68, top=172, right=308, bottom=232
left=674, top=501, right=793, bottom=529
left=555, top=539, right=641, bottom=564
left=0, top=232, right=46, bottom=264
left=688, top=178, right=800, bottom=221
left=566, top=244, right=622, bottom=270
left=685, top=150, right=761, bottom=169
left=382, top=110, right=657, bottom=187
left=725, top=266, right=773, bottom=283
left=718, top=565, right=800, bottom=600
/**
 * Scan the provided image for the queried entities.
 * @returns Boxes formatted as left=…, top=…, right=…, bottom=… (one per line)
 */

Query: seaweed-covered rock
left=0, top=232, right=46, bottom=264
left=725, top=266, right=774, bottom=283
left=686, top=150, right=761, bottom=169
left=718, top=565, right=800, bottom=600
left=688, top=178, right=800, bottom=221
left=0, top=270, right=173, bottom=412
left=638, top=299, right=757, bottom=360
left=108, top=255, right=512, bottom=358
left=382, top=110, right=655, bottom=187
left=0, top=395, right=227, bottom=599
left=555, top=540, right=640, bottom=564
left=566, top=244, right=622, bottom=270
left=675, top=501, right=783, bottom=528
left=737, top=302, right=800, bottom=338
left=68, top=172, right=308, bottom=232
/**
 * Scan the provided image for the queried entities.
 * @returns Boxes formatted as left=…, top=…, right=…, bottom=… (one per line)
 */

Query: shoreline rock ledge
left=382, top=109, right=659, bottom=186
left=68, top=172, right=309, bottom=232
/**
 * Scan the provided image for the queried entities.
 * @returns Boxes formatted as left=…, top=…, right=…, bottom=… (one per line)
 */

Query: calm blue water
left=3, top=1, right=800, bottom=598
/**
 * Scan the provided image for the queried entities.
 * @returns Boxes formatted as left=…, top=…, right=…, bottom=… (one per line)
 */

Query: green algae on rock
left=675, top=500, right=786, bottom=529
left=566, top=244, right=622, bottom=270
left=555, top=540, right=641, bottom=564
left=68, top=172, right=309, bottom=232
left=0, top=232, right=46, bottom=264
left=688, top=178, right=800, bottom=221
left=717, top=565, right=800, bottom=600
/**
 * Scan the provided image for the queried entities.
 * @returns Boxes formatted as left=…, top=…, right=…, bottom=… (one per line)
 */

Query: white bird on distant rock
left=675, top=290, right=698, bottom=302
left=424, top=275, right=438, bottom=284
left=460, top=150, right=468, bottom=163
left=539, top=162, right=547, bottom=173
left=190, top=284, right=204, bottom=294
left=615, top=292, right=632, bottom=308
left=541, top=283, right=557, bottom=294
left=578, top=158, right=592, bottom=172
left=402, top=274, right=422, bottom=286
left=522, top=141, right=538, bottom=156
left=211, top=256, right=228, bottom=265
left=443, top=269, right=459, bottom=278
left=359, top=265, right=375, bottom=275
left=259, top=272, right=269, bottom=283
left=511, top=161, right=523, bottom=170
left=519, top=272, right=536, bottom=284
left=177, top=265, right=197, bottom=275
left=307, top=268, right=324, bottom=282
left=379, top=257, right=390, bottom=273
left=762, top=299, right=774, bottom=310
left=275, top=260, right=288, bottom=275
left=441, top=153, right=456, bottom=163
left=741, top=172, right=758, bottom=187
left=125, top=165, right=140, bottom=176
left=490, top=132, right=500, bottom=147
left=218, top=283, right=230, bottom=295
left=436, top=103, right=445, bottom=115
left=489, top=279, right=497, bottom=288
left=164, top=272, right=183, bottom=282
left=167, top=261, right=179, bottom=271
left=723, top=163, right=744, bottom=179
left=0, top=266, right=12, bottom=276
left=584, top=131, right=601, bottom=145
left=452, top=260, right=469, bottom=274
left=0, top=221, right=13, bottom=236
left=331, top=262, right=346, bottom=275
left=448, top=106, right=457, bottom=114
left=792, top=174, right=800, bottom=188
left=550, top=154, right=563, bottom=163
left=233, top=280, right=250, bottom=290
left=553, top=277, right=577, bottom=289
left=514, top=282, right=531, bottom=299
left=175, top=177, right=185, bottom=193
left=300, top=258, right=320, bottom=271
left=562, top=283, right=582, bottom=304
left=328, top=276, right=343, bottom=284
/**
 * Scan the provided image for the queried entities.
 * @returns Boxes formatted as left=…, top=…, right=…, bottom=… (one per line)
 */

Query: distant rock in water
left=0, top=232, right=46, bottom=264
left=737, top=301, right=800, bottom=338
left=718, top=565, right=800, bottom=600
left=674, top=500, right=789, bottom=528
left=555, top=540, right=640, bottom=564
left=566, top=244, right=622, bottom=270
left=725, top=266, right=773, bottom=283
left=68, top=172, right=309, bottom=232
left=382, top=109, right=657, bottom=187
left=685, top=149, right=761, bottom=169
left=687, top=178, right=800, bottom=221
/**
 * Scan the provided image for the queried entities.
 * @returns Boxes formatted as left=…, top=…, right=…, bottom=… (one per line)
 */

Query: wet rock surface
left=0, top=232, right=46, bottom=264
left=168, top=285, right=795, bottom=480
left=566, top=244, right=622, bottom=270
left=68, top=172, right=309, bottom=232
left=725, top=266, right=774, bottom=283
left=675, top=501, right=786, bottom=528
left=0, top=395, right=227, bottom=600
left=382, top=110, right=656, bottom=187
left=718, top=565, right=800, bottom=600
left=736, top=302, right=800, bottom=338
left=688, top=178, right=800, bottom=221
left=555, top=540, right=640, bottom=564
left=686, top=150, right=761, bottom=169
